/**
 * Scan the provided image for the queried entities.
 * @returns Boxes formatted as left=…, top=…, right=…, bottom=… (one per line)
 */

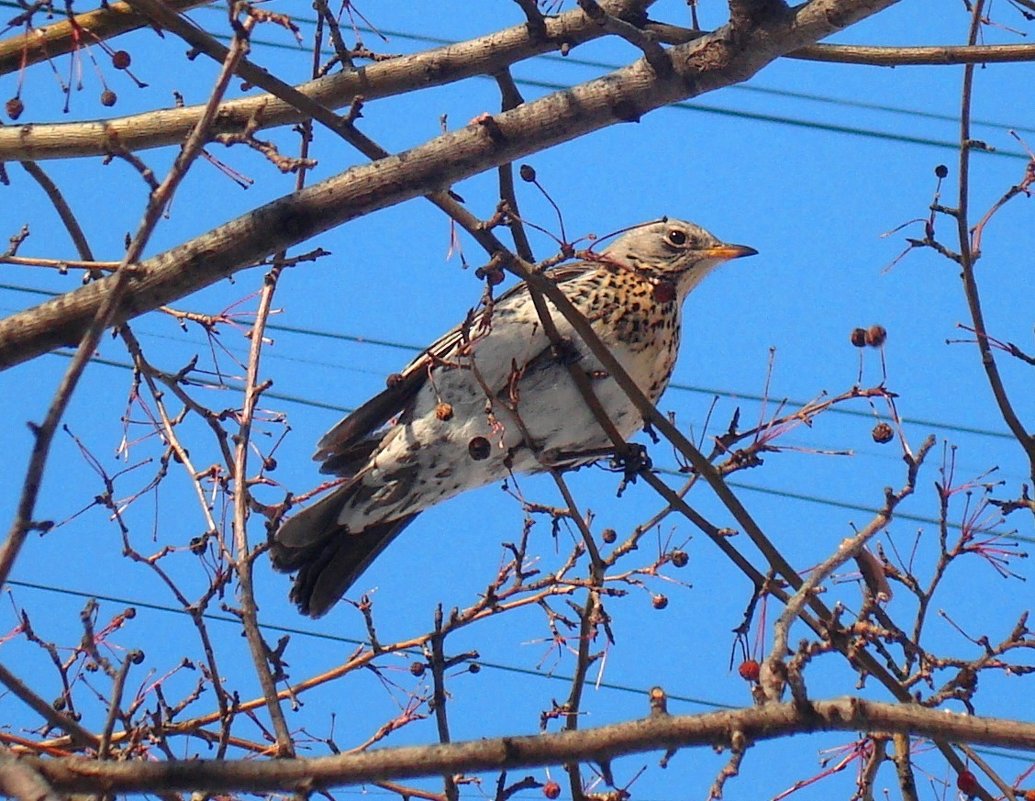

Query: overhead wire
left=209, top=5, right=1035, bottom=141
left=13, top=574, right=1035, bottom=768
left=201, top=32, right=1032, bottom=161
left=36, top=346, right=1032, bottom=545
left=0, top=282, right=1016, bottom=443
left=4, top=577, right=734, bottom=710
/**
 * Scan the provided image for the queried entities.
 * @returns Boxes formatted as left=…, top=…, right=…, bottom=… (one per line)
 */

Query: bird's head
left=601, top=218, right=757, bottom=299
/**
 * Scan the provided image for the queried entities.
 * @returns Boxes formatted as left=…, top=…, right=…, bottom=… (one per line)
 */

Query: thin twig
left=954, top=2, right=1035, bottom=476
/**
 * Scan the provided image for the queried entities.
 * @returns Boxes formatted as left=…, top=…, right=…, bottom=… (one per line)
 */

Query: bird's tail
left=271, top=483, right=418, bottom=617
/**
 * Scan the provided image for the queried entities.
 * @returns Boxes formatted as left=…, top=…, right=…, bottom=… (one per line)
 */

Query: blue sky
left=1, top=1, right=1033, bottom=798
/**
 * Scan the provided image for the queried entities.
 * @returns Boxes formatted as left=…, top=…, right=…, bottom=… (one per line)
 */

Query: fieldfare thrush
left=272, top=218, right=756, bottom=616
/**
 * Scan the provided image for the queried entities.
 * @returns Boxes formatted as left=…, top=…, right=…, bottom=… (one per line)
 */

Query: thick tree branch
left=3, top=28, right=1033, bottom=163
left=0, top=0, right=653, bottom=160
left=647, top=22, right=1035, bottom=64
left=19, top=698, right=1035, bottom=794
left=789, top=41, right=1035, bottom=64
left=0, top=0, right=896, bottom=371
left=0, top=747, right=63, bottom=801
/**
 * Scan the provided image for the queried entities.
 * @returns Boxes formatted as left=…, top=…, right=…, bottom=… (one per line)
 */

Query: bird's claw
left=612, top=444, right=652, bottom=497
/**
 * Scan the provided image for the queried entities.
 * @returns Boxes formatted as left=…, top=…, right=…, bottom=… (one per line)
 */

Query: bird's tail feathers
left=271, top=482, right=418, bottom=617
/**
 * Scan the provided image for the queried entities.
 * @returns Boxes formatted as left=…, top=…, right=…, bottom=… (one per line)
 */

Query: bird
left=271, top=218, right=756, bottom=616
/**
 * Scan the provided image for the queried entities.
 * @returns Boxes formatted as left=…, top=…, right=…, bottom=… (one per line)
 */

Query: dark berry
left=956, top=770, right=978, bottom=796
left=652, top=281, right=676, bottom=303
left=101, top=89, right=117, bottom=107
left=112, top=50, right=131, bottom=69
left=519, top=164, right=537, bottom=182
left=468, top=436, right=491, bottom=460
left=543, top=781, right=561, bottom=799
left=935, top=164, right=949, bottom=178
left=850, top=327, right=867, bottom=348
left=871, top=422, right=894, bottom=444
left=865, top=324, right=887, bottom=347
left=670, top=549, right=688, bottom=568
left=601, top=527, right=617, bottom=543
left=6, top=96, right=24, bottom=120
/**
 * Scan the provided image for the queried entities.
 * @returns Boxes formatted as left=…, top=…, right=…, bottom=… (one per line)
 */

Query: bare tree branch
left=20, top=698, right=1035, bottom=794
left=0, top=0, right=654, bottom=160
left=0, top=0, right=896, bottom=370
left=0, top=747, right=63, bottom=801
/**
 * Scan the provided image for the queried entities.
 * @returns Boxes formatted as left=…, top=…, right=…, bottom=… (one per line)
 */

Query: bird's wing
left=313, top=366, right=425, bottom=466
left=313, top=261, right=596, bottom=466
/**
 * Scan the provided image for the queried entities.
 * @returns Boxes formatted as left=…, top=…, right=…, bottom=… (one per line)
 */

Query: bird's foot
left=611, top=444, right=652, bottom=497
left=550, top=336, right=583, bottom=366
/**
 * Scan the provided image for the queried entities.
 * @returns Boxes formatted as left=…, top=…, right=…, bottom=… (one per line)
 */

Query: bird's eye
left=667, top=229, right=688, bottom=247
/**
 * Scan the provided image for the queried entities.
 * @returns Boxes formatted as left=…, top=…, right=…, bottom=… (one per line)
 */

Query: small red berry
left=601, top=527, right=617, bottom=544
left=956, top=770, right=978, bottom=796
left=112, top=50, right=131, bottom=69
left=409, top=662, right=426, bottom=677
left=651, top=594, right=668, bottom=610
left=738, top=659, right=761, bottom=682
left=100, top=89, right=117, bottom=107
left=542, top=781, right=561, bottom=799
left=519, top=164, right=537, bottom=182
left=865, top=324, right=887, bottom=347
left=435, top=402, right=454, bottom=421
left=670, top=549, right=688, bottom=568
left=850, top=327, right=867, bottom=348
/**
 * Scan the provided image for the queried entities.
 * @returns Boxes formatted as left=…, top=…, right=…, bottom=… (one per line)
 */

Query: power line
left=17, top=572, right=1035, bottom=767
left=7, top=278, right=1030, bottom=531
left=0, top=282, right=1015, bottom=442
left=40, top=347, right=1033, bottom=545
left=5, top=0, right=1030, bottom=141
left=5, top=579, right=1031, bottom=773
left=208, top=32, right=1029, bottom=161
left=217, top=6, right=1035, bottom=139
left=5, top=577, right=733, bottom=711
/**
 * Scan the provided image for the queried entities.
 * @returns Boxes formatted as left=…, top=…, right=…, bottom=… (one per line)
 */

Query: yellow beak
left=703, top=244, right=759, bottom=261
